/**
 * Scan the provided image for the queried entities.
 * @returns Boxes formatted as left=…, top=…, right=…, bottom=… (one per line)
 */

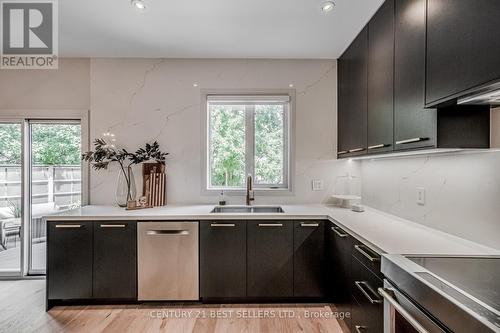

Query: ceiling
left=59, top=0, right=384, bottom=58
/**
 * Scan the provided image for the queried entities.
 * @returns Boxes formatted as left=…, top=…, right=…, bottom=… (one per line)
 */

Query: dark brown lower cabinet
left=327, top=223, right=355, bottom=330
left=200, top=221, right=247, bottom=299
left=47, top=221, right=93, bottom=300
left=47, top=220, right=137, bottom=308
left=293, top=220, right=325, bottom=298
left=93, top=221, right=137, bottom=299
left=351, top=256, right=383, bottom=332
left=247, top=220, right=293, bottom=298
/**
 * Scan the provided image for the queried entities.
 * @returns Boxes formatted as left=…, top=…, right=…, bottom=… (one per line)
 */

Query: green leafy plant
left=82, top=139, right=169, bottom=203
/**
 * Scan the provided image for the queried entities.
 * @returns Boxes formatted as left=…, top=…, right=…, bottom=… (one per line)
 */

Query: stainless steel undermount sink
left=211, top=206, right=284, bottom=213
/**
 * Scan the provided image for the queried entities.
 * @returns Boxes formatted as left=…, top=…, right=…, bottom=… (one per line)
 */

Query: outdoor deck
left=0, top=242, right=45, bottom=272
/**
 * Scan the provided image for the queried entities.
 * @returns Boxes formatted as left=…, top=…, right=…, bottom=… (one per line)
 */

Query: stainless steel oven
left=379, top=280, right=446, bottom=333
left=381, top=254, right=500, bottom=333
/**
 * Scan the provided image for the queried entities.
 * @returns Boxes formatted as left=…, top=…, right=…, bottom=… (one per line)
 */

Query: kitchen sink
left=211, top=206, right=284, bottom=213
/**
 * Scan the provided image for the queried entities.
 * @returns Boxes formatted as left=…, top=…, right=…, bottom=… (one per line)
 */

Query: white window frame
left=201, top=90, right=295, bottom=195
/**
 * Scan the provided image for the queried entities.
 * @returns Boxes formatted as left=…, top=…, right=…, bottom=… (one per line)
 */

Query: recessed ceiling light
left=131, top=0, right=146, bottom=10
left=321, top=1, right=335, bottom=13
left=289, top=84, right=294, bottom=88
left=193, top=82, right=199, bottom=87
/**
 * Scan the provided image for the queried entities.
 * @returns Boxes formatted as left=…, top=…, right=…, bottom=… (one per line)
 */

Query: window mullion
left=245, top=105, right=255, bottom=187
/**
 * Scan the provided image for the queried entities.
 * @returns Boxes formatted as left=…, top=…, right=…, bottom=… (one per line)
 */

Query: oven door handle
left=378, top=288, right=429, bottom=333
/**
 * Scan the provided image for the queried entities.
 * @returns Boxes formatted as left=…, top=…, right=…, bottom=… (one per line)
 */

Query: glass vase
left=115, top=166, right=136, bottom=207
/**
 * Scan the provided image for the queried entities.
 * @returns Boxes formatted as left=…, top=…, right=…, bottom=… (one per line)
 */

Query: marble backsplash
left=360, top=151, right=500, bottom=250
left=89, top=58, right=359, bottom=205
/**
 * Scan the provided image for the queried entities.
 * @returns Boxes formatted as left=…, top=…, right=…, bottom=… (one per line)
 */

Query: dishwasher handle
left=146, top=230, right=189, bottom=236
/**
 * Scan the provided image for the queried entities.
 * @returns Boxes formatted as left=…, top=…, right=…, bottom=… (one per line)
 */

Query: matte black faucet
left=246, top=175, right=254, bottom=206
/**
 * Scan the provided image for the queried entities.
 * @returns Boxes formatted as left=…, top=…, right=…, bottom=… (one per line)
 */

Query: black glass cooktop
left=409, top=256, right=500, bottom=329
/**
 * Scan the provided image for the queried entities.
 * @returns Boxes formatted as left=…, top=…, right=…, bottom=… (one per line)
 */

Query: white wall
left=89, top=58, right=356, bottom=205
left=0, top=58, right=357, bottom=206
left=2, top=58, right=497, bottom=250
left=360, top=151, right=500, bottom=250
left=0, top=58, right=90, bottom=110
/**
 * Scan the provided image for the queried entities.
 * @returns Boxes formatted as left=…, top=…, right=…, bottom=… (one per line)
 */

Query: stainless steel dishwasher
left=138, top=221, right=199, bottom=301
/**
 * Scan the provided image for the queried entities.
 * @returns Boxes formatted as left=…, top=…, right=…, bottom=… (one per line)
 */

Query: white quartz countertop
left=43, top=204, right=500, bottom=256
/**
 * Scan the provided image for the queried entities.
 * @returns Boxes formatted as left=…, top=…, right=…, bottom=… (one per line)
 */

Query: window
left=206, top=95, right=291, bottom=191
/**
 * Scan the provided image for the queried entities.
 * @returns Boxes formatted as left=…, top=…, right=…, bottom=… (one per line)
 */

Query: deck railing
left=0, top=164, right=81, bottom=209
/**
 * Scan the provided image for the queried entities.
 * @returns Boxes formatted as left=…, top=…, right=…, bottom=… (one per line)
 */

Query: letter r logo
left=2, top=2, right=53, bottom=54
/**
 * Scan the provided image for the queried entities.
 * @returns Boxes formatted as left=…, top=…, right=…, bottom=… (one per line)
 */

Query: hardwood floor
left=0, top=280, right=345, bottom=333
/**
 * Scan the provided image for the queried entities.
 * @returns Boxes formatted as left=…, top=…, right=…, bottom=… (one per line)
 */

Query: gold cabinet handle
left=368, top=143, right=391, bottom=150
left=354, top=244, right=380, bottom=262
left=331, top=226, right=348, bottom=238
left=210, top=223, right=236, bottom=227
left=396, top=137, right=429, bottom=145
left=354, top=281, right=382, bottom=304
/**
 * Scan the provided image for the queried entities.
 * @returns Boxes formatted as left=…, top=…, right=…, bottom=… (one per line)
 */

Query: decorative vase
left=115, top=166, right=136, bottom=207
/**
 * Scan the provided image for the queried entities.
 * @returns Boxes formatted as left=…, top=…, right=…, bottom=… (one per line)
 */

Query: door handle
left=100, top=224, right=126, bottom=228
left=354, top=244, right=380, bottom=262
left=396, top=137, right=429, bottom=145
left=258, top=223, right=283, bottom=227
left=355, top=281, right=382, bottom=304
left=146, top=230, right=189, bottom=235
left=338, top=150, right=349, bottom=155
left=210, top=223, right=236, bottom=227
left=378, top=288, right=430, bottom=333
left=331, top=226, right=348, bottom=238
left=55, top=224, right=82, bottom=228
left=300, top=223, right=319, bottom=227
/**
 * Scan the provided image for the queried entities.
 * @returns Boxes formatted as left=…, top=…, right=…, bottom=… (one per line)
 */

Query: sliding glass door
left=0, top=118, right=83, bottom=277
left=28, top=121, right=82, bottom=274
left=0, top=122, right=23, bottom=275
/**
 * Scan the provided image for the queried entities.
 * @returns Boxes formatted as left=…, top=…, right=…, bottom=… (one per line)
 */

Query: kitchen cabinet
left=47, top=221, right=93, bottom=300
left=338, top=26, right=368, bottom=157
left=351, top=256, right=383, bottom=333
left=327, top=223, right=355, bottom=330
left=338, top=0, right=492, bottom=157
left=200, top=220, right=247, bottom=299
left=394, top=0, right=437, bottom=151
left=327, top=221, right=384, bottom=332
left=352, top=243, right=382, bottom=280
left=293, top=220, right=325, bottom=298
left=367, top=0, right=394, bottom=154
left=93, top=221, right=136, bottom=299
left=247, top=220, right=293, bottom=298
left=426, top=0, right=500, bottom=106
left=47, top=220, right=138, bottom=307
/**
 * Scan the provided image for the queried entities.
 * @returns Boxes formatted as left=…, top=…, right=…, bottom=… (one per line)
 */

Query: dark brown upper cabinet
left=394, top=0, right=437, bottom=151
left=338, top=26, right=368, bottom=158
left=426, top=0, right=500, bottom=106
left=367, top=0, right=395, bottom=154
left=337, top=0, right=491, bottom=158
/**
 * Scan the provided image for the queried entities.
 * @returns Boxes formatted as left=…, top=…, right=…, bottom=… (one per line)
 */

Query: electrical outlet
left=416, top=187, right=425, bottom=205
left=312, top=179, right=324, bottom=191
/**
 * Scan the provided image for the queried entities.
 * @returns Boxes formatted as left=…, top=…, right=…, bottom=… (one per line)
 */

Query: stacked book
left=143, top=163, right=166, bottom=206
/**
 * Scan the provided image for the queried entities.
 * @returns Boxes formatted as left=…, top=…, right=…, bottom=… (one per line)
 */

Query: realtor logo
left=1, top=0, right=58, bottom=69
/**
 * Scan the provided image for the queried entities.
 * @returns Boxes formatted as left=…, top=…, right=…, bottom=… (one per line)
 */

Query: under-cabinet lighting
left=321, top=1, right=335, bottom=13
left=131, top=0, right=146, bottom=10
left=348, top=148, right=500, bottom=161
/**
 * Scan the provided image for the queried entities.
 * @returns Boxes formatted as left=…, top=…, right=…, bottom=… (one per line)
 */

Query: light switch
left=416, top=187, right=425, bottom=205
left=312, top=179, right=324, bottom=191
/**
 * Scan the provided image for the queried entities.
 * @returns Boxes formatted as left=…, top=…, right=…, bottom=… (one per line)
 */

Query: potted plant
left=82, top=139, right=169, bottom=207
